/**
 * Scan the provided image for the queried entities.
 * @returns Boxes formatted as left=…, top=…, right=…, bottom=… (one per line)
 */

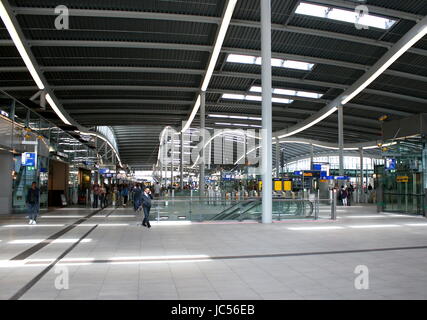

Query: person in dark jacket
left=141, top=187, right=153, bottom=228
left=26, top=181, right=40, bottom=225
left=133, top=183, right=143, bottom=211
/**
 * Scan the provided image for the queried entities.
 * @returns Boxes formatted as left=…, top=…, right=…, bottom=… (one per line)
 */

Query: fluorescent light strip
left=45, top=93, right=72, bottom=125
left=342, top=25, right=427, bottom=105
left=295, top=2, right=397, bottom=30
left=226, top=54, right=314, bottom=71
left=209, top=114, right=262, bottom=121
left=278, top=106, right=337, bottom=138
left=182, top=0, right=237, bottom=133
left=0, top=1, right=45, bottom=90
left=215, top=122, right=262, bottom=128
left=201, top=0, right=237, bottom=91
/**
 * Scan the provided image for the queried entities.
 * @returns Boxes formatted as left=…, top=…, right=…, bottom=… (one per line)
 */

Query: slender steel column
left=359, top=147, right=364, bottom=202
left=180, top=132, right=184, bottom=189
left=275, top=138, right=280, bottom=178
left=338, top=105, right=344, bottom=176
left=199, top=92, right=206, bottom=198
left=171, top=129, right=174, bottom=188
left=261, top=0, right=272, bottom=224
left=310, top=143, right=314, bottom=170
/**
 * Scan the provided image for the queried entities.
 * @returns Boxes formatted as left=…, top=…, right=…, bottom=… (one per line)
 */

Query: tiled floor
left=0, top=205, right=426, bottom=300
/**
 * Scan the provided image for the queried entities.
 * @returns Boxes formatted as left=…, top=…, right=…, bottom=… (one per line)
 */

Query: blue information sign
left=21, top=152, right=36, bottom=167
left=335, top=176, right=349, bottom=180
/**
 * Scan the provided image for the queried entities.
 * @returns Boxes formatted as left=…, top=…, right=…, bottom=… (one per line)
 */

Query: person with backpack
left=26, top=181, right=40, bottom=225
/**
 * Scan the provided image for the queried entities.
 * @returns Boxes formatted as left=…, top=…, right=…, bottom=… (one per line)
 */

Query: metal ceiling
left=1, top=0, right=427, bottom=168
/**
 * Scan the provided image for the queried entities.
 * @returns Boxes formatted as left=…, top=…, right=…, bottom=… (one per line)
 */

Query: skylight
left=222, top=93, right=293, bottom=104
left=209, top=114, right=262, bottom=121
left=295, top=2, right=397, bottom=30
left=226, top=54, right=314, bottom=71
left=250, top=86, right=323, bottom=99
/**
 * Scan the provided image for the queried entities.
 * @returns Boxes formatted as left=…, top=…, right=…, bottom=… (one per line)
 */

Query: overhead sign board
left=396, top=176, right=409, bottom=183
left=335, top=176, right=349, bottom=180
left=21, top=152, right=36, bottom=167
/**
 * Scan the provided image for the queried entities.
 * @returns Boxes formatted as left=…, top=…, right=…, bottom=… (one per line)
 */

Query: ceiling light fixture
left=0, top=1, right=45, bottom=90
left=45, top=94, right=72, bottom=126
left=182, top=0, right=238, bottom=133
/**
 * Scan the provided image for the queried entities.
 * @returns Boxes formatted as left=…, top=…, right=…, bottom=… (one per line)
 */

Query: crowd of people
left=338, top=183, right=373, bottom=206
left=91, top=182, right=160, bottom=208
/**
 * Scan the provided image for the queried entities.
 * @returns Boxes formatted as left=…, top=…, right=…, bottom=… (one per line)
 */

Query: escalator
left=210, top=199, right=314, bottom=221
left=210, top=200, right=260, bottom=221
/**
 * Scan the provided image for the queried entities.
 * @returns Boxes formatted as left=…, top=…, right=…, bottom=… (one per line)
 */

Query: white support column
left=261, top=0, right=272, bottom=224
left=338, top=105, right=344, bottom=176
left=199, top=92, right=206, bottom=198
left=171, top=130, right=174, bottom=188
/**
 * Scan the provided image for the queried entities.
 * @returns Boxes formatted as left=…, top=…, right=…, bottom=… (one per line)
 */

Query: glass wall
left=285, top=155, right=382, bottom=172
left=379, top=138, right=425, bottom=215
left=0, top=90, right=104, bottom=213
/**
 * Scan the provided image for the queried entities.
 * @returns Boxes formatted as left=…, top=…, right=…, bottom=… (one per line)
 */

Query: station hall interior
left=0, top=0, right=427, bottom=300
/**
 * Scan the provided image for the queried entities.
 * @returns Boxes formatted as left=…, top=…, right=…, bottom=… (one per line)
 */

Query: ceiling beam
left=61, top=99, right=194, bottom=105
left=3, top=51, right=426, bottom=84
left=53, top=85, right=198, bottom=92
left=13, top=5, right=426, bottom=56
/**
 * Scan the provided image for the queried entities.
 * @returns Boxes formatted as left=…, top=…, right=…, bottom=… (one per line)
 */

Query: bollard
left=331, top=189, right=337, bottom=220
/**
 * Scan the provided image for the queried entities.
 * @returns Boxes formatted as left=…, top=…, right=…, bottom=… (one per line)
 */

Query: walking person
left=141, top=187, right=153, bottom=228
left=154, top=182, right=161, bottom=198
left=99, top=184, right=106, bottom=209
left=133, top=183, right=143, bottom=212
left=92, top=183, right=100, bottom=208
left=26, top=181, right=40, bottom=225
left=340, top=186, right=348, bottom=206
left=121, top=184, right=129, bottom=207
left=348, top=184, right=354, bottom=206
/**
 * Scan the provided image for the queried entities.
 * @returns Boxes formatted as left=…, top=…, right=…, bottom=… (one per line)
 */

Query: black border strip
left=11, top=207, right=108, bottom=261
left=9, top=224, right=98, bottom=300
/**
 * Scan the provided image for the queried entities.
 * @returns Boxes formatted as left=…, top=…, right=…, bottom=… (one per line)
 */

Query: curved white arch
left=274, top=17, right=427, bottom=139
